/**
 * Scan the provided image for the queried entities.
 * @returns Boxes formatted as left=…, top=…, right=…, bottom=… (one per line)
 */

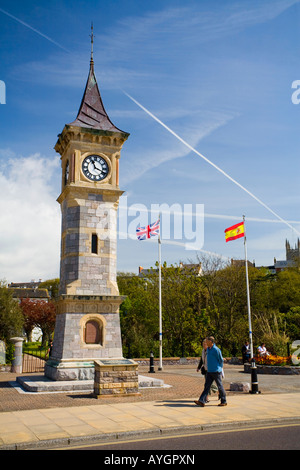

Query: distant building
left=8, top=281, right=42, bottom=289
left=256, top=239, right=300, bottom=274
left=286, top=239, right=300, bottom=261
left=231, top=259, right=255, bottom=268
left=8, top=281, right=49, bottom=303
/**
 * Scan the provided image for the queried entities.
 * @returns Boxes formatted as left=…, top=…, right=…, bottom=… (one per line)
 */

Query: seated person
left=257, top=343, right=269, bottom=356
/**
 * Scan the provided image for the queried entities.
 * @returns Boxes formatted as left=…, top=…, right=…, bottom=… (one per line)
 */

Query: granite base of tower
left=44, top=295, right=126, bottom=382
left=44, top=358, right=96, bottom=381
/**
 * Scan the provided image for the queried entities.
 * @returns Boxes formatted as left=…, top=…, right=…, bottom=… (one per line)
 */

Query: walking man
left=194, top=336, right=227, bottom=407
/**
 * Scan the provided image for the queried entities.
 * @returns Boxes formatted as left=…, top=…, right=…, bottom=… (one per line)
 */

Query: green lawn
left=23, top=342, right=49, bottom=360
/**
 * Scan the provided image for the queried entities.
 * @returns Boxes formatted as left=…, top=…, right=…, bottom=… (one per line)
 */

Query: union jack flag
left=136, top=219, right=160, bottom=241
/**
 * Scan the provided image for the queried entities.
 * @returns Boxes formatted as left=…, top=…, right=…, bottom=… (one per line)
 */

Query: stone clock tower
left=45, top=35, right=130, bottom=382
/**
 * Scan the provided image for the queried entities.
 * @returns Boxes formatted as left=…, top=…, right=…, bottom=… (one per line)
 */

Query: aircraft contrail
left=117, top=230, right=228, bottom=259
left=119, top=199, right=300, bottom=225
left=123, top=91, right=300, bottom=236
left=204, top=213, right=300, bottom=225
left=0, top=8, right=70, bottom=53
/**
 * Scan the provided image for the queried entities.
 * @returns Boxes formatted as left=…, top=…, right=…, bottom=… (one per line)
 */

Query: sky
left=0, top=0, right=300, bottom=282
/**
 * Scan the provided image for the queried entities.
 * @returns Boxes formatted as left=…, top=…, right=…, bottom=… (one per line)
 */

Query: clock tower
left=45, top=32, right=130, bottom=382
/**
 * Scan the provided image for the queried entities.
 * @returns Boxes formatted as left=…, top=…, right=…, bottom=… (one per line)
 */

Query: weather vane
left=90, top=22, right=94, bottom=63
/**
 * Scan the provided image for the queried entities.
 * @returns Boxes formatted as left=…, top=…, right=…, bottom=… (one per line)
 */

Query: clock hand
left=93, top=161, right=102, bottom=172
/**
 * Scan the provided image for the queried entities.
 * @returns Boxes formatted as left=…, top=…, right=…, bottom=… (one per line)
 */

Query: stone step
left=15, top=374, right=166, bottom=393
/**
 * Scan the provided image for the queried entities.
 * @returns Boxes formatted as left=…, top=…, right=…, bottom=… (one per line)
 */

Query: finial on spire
left=90, top=22, right=94, bottom=65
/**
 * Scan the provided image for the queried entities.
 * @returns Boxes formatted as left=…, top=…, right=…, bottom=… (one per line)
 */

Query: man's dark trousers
left=199, top=372, right=227, bottom=404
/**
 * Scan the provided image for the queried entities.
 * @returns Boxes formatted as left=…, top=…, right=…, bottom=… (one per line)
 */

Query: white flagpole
left=243, top=215, right=260, bottom=394
left=243, top=215, right=253, bottom=359
left=158, top=216, right=163, bottom=371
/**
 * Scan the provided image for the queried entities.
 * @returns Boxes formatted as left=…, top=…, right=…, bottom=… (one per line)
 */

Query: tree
left=39, top=279, right=60, bottom=300
left=20, top=299, right=56, bottom=346
left=118, top=263, right=209, bottom=358
left=197, top=255, right=249, bottom=354
left=283, top=307, right=300, bottom=342
left=118, top=273, right=158, bottom=357
left=0, top=281, right=24, bottom=342
left=118, top=255, right=300, bottom=358
left=273, top=269, right=300, bottom=312
left=249, top=268, right=300, bottom=353
left=152, top=263, right=208, bottom=357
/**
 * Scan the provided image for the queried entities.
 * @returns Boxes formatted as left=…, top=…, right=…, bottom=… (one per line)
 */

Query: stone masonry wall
left=59, top=193, right=118, bottom=296
left=94, top=361, right=139, bottom=397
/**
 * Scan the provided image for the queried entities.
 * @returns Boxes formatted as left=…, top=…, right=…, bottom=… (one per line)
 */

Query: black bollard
left=149, top=351, right=155, bottom=373
left=249, top=357, right=260, bottom=394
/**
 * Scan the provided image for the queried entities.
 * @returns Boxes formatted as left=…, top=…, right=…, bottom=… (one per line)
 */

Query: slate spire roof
left=68, top=26, right=126, bottom=135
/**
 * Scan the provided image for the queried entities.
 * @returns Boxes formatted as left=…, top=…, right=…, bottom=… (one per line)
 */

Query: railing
left=22, top=344, right=48, bottom=373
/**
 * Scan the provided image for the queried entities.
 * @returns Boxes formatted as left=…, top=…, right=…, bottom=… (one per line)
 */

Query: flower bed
left=244, top=355, right=300, bottom=375
left=254, top=355, right=293, bottom=366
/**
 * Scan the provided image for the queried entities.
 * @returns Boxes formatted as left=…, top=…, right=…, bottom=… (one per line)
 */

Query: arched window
left=84, top=320, right=102, bottom=345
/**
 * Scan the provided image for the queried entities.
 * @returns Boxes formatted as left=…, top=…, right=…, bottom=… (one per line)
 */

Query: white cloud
left=101, top=0, right=300, bottom=59
left=0, top=152, right=61, bottom=282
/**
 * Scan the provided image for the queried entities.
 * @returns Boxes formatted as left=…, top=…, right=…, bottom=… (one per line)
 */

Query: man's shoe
left=218, top=402, right=227, bottom=406
left=194, top=400, right=205, bottom=407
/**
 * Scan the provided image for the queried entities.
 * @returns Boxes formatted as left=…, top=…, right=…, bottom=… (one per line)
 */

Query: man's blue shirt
left=207, top=344, right=223, bottom=373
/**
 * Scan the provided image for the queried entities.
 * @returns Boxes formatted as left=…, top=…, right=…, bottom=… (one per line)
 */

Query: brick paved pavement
left=1, top=363, right=299, bottom=413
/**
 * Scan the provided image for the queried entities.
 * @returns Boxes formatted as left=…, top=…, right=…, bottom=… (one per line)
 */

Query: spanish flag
left=224, top=221, right=245, bottom=242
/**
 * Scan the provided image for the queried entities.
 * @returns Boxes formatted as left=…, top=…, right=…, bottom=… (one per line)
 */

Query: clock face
left=82, top=155, right=109, bottom=181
